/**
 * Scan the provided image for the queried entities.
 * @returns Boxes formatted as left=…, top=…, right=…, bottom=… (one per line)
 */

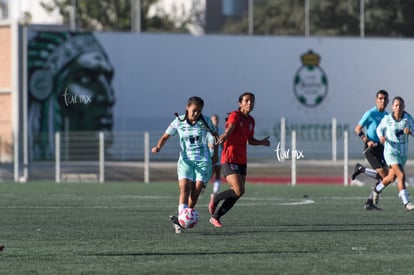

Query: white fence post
left=144, top=131, right=150, bottom=183
left=332, top=117, right=337, bottom=162
left=344, top=130, right=349, bottom=186
left=13, top=132, right=19, bottom=182
left=99, top=131, right=104, bottom=183
left=64, top=118, right=69, bottom=161
left=291, top=130, right=296, bottom=186
left=280, top=117, right=286, bottom=162
left=55, top=132, right=60, bottom=183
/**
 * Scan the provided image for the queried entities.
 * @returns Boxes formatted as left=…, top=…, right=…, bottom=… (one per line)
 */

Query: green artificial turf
left=0, top=181, right=413, bottom=274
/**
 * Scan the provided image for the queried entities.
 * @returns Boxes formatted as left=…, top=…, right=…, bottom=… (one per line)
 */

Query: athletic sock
left=367, top=191, right=374, bottom=200
left=214, top=197, right=239, bottom=219
left=364, top=168, right=378, bottom=179
left=375, top=182, right=385, bottom=193
left=178, top=204, right=188, bottom=213
left=214, top=189, right=237, bottom=204
left=212, top=189, right=238, bottom=219
left=213, top=180, right=221, bottom=194
left=366, top=198, right=374, bottom=204
left=399, top=189, right=409, bottom=205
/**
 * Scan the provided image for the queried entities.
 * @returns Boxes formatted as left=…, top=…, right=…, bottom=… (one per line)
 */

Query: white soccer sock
left=375, top=182, right=385, bottom=193
left=178, top=204, right=188, bottom=213
left=365, top=168, right=378, bottom=179
left=213, top=180, right=221, bottom=194
left=368, top=190, right=374, bottom=200
left=399, top=189, right=409, bottom=205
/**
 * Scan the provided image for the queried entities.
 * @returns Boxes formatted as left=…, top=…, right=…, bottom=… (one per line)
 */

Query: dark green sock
left=214, top=189, right=237, bottom=205
left=214, top=197, right=239, bottom=219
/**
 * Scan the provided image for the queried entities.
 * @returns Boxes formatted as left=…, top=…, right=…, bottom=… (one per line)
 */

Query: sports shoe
left=173, top=224, right=183, bottom=233
left=364, top=201, right=382, bottom=210
left=170, top=215, right=184, bottom=233
left=209, top=217, right=223, bottom=228
left=405, top=203, right=414, bottom=211
left=351, top=163, right=364, bottom=180
left=372, top=190, right=380, bottom=205
left=208, top=194, right=216, bottom=215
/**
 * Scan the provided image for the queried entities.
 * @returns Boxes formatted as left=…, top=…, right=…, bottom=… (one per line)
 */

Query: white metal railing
left=55, top=132, right=60, bottom=183
left=344, top=130, right=349, bottom=186
left=99, top=132, right=104, bottom=183
left=50, top=119, right=350, bottom=185
left=5, top=117, right=366, bottom=183
left=55, top=132, right=106, bottom=183
left=291, top=130, right=297, bottom=186
left=288, top=129, right=348, bottom=186
left=144, top=131, right=149, bottom=183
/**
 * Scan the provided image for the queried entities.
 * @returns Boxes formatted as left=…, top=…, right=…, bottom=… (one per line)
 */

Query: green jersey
left=166, top=115, right=215, bottom=161
left=376, top=111, right=414, bottom=164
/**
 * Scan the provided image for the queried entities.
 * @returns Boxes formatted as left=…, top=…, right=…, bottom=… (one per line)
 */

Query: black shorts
left=364, top=143, right=386, bottom=170
left=222, top=163, right=247, bottom=177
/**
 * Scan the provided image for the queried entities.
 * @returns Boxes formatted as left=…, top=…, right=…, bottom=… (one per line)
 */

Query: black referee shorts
left=364, top=143, right=386, bottom=170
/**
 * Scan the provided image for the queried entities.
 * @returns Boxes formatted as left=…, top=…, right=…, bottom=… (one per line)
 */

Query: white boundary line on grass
left=239, top=197, right=315, bottom=206
left=0, top=196, right=315, bottom=208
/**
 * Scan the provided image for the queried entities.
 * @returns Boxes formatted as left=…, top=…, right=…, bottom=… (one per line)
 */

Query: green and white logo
left=293, top=50, right=328, bottom=108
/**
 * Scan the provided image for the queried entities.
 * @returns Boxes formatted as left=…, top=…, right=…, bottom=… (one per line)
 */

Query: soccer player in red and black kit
left=208, top=92, right=270, bottom=227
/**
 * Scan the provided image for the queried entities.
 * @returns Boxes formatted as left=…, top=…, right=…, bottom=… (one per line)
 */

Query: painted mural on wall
left=24, top=32, right=414, bottom=160
left=28, top=31, right=115, bottom=160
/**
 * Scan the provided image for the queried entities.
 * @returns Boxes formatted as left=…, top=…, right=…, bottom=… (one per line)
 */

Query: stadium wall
left=95, top=33, right=414, bottom=159
left=21, top=30, right=414, bottom=164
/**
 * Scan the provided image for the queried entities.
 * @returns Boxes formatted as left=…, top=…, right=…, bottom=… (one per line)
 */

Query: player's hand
left=404, top=127, right=411, bottom=135
left=218, top=133, right=228, bottom=144
left=262, top=136, right=270, bottom=146
left=379, top=136, right=386, bottom=144
left=152, top=147, right=160, bottom=154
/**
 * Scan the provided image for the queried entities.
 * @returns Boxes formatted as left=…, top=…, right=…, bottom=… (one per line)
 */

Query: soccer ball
left=178, top=208, right=199, bottom=229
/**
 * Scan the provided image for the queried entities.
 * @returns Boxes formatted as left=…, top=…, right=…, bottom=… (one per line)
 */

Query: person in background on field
left=152, top=96, right=217, bottom=233
left=208, top=92, right=270, bottom=228
left=366, top=96, right=414, bottom=210
left=210, top=114, right=222, bottom=195
left=351, top=90, right=390, bottom=210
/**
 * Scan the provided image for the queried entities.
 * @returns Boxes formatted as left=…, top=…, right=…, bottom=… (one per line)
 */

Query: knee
left=383, top=175, right=395, bottom=184
left=234, top=188, right=245, bottom=198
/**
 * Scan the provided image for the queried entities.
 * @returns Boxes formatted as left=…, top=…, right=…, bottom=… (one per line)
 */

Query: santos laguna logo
left=293, top=50, right=328, bottom=108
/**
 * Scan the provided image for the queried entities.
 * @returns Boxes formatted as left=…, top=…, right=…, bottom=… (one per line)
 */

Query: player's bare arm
left=219, top=123, right=235, bottom=144
left=152, top=133, right=171, bottom=154
left=355, top=123, right=375, bottom=147
left=248, top=136, right=270, bottom=146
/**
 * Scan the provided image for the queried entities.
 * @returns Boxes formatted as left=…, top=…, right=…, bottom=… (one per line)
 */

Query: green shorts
left=177, top=158, right=212, bottom=184
left=384, top=151, right=407, bottom=167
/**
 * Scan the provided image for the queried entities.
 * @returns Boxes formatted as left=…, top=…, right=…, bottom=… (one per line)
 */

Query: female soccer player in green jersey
left=370, top=96, right=414, bottom=210
left=152, top=96, right=217, bottom=233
